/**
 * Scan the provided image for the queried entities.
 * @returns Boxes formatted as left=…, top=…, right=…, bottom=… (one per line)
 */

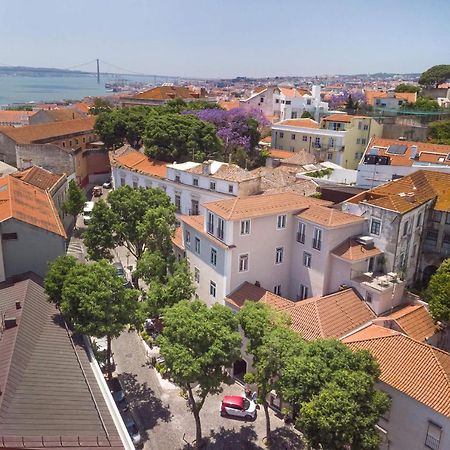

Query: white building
left=356, top=137, right=450, bottom=188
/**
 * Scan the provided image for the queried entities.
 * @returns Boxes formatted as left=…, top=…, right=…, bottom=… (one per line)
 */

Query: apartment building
left=365, top=90, right=417, bottom=111
left=179, top=192, right=378, bottom=306
left=356, top=137, right=450, bottom=188
left=240, top=85, right=329, bottom=122
left=110, top=146, right=261, bottom=216
left=343, top=170, right=450, bottom=287
left=271, top=114, right=383, bottom=169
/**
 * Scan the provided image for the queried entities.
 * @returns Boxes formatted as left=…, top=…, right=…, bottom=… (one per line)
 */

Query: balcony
left=296, top=232, right=305, bottom=244
left=312, top=238, right=322, bottom=251
left=350, top=271, right=404, bottom=292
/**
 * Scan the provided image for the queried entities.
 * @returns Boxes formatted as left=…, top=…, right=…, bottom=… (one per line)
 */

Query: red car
left=220, top=395, right=257, bottom=419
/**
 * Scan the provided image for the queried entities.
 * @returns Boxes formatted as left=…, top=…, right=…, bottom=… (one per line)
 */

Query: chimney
left=254, top=281, right=261, bottom=287
left=4, top=317, right=17, bottom=329
left=202, top=160, right=213, bottom=175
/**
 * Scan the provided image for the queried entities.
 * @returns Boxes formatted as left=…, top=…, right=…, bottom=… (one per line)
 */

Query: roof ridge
left=45, top=189, right=67, bottom=239
left=227, top=197, right=240, bottom=220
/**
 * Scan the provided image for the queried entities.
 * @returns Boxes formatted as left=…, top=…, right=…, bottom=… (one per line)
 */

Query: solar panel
left=387, top=144, right=407, bottom=155
left=369, top=147, right=379, bottom=156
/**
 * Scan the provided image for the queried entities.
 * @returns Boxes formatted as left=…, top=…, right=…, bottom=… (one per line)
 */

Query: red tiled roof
left=12, top=166, right=64, bottom=191
left=130, top=85, right=201, bottom=101
left=277, top=118, right=319, bottom=128
left=172, top=226, right=184, bottom=251
left=111, top=148, right=167, bottom=178
left=225, top=282, right=268, bottom=309
left=332, top=238, right=382, bottom=261
left=323, top=114, right=367, bottom=123
left=297, top=205, right=365, bottom=228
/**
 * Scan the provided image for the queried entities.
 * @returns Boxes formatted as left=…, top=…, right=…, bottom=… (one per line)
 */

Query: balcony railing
left=425, top=434, right=440, bottom=450
left=297, top=232, right=305, bottom=244
left=312, top=238, right=322, bottom=251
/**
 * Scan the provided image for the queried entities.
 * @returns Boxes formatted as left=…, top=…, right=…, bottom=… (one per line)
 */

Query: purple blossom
left=329, top=90, right=367, bottom=109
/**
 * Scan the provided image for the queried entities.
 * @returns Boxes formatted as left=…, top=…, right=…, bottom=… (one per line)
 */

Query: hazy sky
left=0, top=0, right=448, bottom=78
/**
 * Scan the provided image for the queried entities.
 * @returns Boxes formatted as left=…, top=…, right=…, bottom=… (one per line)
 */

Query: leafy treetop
left=426, top=258, right=450, bottom=323
left=63, top=180, right=86, bottom=219
left=419, top=65, right=450, bottom=88
left=394, top=84, right=421, bottom=93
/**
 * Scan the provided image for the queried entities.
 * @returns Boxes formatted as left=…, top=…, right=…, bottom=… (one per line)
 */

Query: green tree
left=63, top=180, right=87, bottom=226
left=61, top=260, right=141, bottom=379
left=404, top=96, right=441, bottom=111
left=419, top=65, right=450, bottom=88
left=44, top=255, right=79, bottom=305
left=428, top=120, right=450, bottom=145
left=301, top=111, right=314, bottom=119
left=394, top=84, right=421, bottom=93
left=425, top=258, right=450, bottom=323
left=83, top=200, right=116, bottom=261
left=89, top=97, right=113, bottom=115
left=143, top=113, right=224, bottom=162
left=298, top=371, right=390, bottom=450
left=157, top=300, right=242, bottom=448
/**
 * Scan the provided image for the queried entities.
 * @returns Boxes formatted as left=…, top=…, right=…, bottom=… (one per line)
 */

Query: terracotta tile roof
left=377, top=304, right=438, bottom=342
left=130, top=85, right=201, bottom=101
left=364, top=137, right=450, bottom=167
left=277, top=118, right=319, bottom=129
left=297, top=205, right=365, bottom=228
left=323, top=114, right=367, bottom=123
left=344, top=325, right=450, bottom=418
left=32, top=108, right=84, bottom=122
left=253, top=85, right=267, bottom=94
left=172, top=226, right=184, bottom=251
left=332, top=238, right=382, bottom=261
left=260, top=135, right=272, bottom=145
left=111, top=148, right=167, bottom=178
left=278, top=87, right=310, bottom=97
left=0, top=117, right=96, bottom=145
left=347, top=170, right=450, bottom=213
left=262, top=178, right=319, bottom=197
left=0, top=276, right=123, bottom=445
left=12, top=166, right=64, bottom=191
left=279, top=289, right=376, bottom=340
left=0, top=176, right=66, bottom=238
left=73, top=102, right=91, bottom=114
left=218, top=100, right=240, bottom=111
left=365, top=90, right=417, bottom=105
left=187, top=162, right=258, bottom=182
left=180, top=215, right=232, bottom=250
left=259, top=291, right=297, bottom=310
left=268, top=149, right=296, bottom=159
left=225, top=281, right=268, bottom=309
left=0, top=110, right=35, bottom=124
left=204, top=192, right=328, bottom=220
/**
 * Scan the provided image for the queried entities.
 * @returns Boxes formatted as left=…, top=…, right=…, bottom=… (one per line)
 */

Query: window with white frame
left=297, top=222, right=306, bottom=243
left=207, top=212, right=214, bottom=234
left=240, top=219, right=251, bottom=235
left=210, top=181, right=216, bottom=191
left=303, top=251, right=311, bottom=268
left=312, top=228, right=322, bottom=250
left=279, top=132, right=284, bottom=138
left=210, top=247, right=217, bottom=266
left=366, top=292, right=373, bottom=303
left=327, top=153, right=333, bottom=161
left=185, top=230, right=191, bottom=246
left=275, top=247, right=284, bottom=264
left=210, top=281, right=216, bottom=298
left=217, top=218, right=225, bottom=240
left=302, top=136, right=308, bottom=142
left=273, top=285, right=281, bottom=295
left=425, top=422, right=442, bottom=450
left=194, top=267, right=200, bottom=283
left=239, top=254, right=249, bottom=272
left=193, top=177, right=199, bottom=186
left=195, top=237, right=201, bottom=253
left=175, top=194, right=181, bottom=212
left=356, top=138, right=361, bottom=144
left=403, top=220, right=409, bottom=236
left=299, top=284, right=308, bottom=301
left=370, top=218, right=381, bottom=236
left=291, top=134, right=296, bottom=140
left=175, top=174, right=181, bottom=183
left=277, top=214, right=287, bottom=229
left=416, top=212, right=422, bottom=227
left=228, top=184, right=234, bottom=193
left=314, top=137, right=321, bottom=147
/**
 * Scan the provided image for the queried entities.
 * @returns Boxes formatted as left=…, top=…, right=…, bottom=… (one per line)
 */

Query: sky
left=0, top=0, right=449, bottom=79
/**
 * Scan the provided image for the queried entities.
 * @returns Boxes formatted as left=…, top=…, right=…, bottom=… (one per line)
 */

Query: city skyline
left=0, top=0, right=448, bottom=79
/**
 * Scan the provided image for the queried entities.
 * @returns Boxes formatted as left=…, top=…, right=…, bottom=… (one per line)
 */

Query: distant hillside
left=0, top=66, right=94, bottom=77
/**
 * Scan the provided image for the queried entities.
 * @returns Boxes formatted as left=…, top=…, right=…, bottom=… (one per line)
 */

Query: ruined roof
left=344, top=325, right=450, bottom=418
left=0, top=176, right=66, bottom=238
left=0, top=276, right=123, bottom=447
left=187, top=161, right=258, bottom=182
left=0, top=117, right=96, bottom=144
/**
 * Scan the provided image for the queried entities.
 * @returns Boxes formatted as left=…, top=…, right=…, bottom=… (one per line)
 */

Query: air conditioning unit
left=357, top=236, right=375, bottom=249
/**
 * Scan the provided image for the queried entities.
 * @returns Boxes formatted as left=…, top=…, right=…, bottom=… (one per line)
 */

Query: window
left=279, top=132, right=284, bottom=138
left=207, top=212, right=214, bottom=234
left=228, top=184, right=234, bottom=193
left=185, top=231, right=191, bottom=245
left=240, top=220, right=250, bottom=235
left=83, top=137, right=86, bottom=143
left=277, top=214, right=287, bottom=229
left=327, top=153, right=333, bottom=161
left=443, top=233, right=450, bottom=244
left=368, top=257, right=375, bottom=272
left=291, top=112, right=297, bottom=119
left=191, top=199, right=199, bottom=215
left=175, top=174, right=180, bottom=183
left=217, top=218, right=224, bottom=240
left=302, top=136, right=308, bottom=142
left=329, top=137, right=334, bottom=147
left=312, top=228, right=322, bottom=250
left=370, top=218, right=381, bottom=236
left=260, top=97, right=264, bottom=103
left=195, top=237, right=201, bottom=253
left=210, top=248, right=217, bottom=266
left=69, top=140, right=72, bottom=146
left=2, top=232, right=17, bottom=240
left=417, top=212, right=422, bottom=227
left=193, top=177, right=199, bottom=186
left=361, top=138, right=367, bottom=145
left=297, top=222, right=305, bottom=243
left=425, top=229, right=438, bottom=242
left=403, top=220, right=409, bottom=236
left=303, top=252, right=312, bottom=268
left=120, top=177, right=126, bottom=186
left=210, top=181, right=216, bottom=191
left=210, top=281, right=216, bottom=298
left=306, top=99, right=311, bottom=105
left=363, top=124, right=369, bottom=130
left=291, top=134, right=296, bottom=140
left=62, top=142, right=66, bottom=147
left=275, top=99, right=279, bottom=104
left=356, top=138, right=361, bottom=144
left=431, top=211, right=442, bottom=223
left=273, top=285, right=281, bottom=295
left=132, top=180, right=138, bottom=189
left=446, top=212, right=450, bottom=225
left=239, top=254, right=249, bottom=272
left=366, top=292, right=373, bottom=303
left=275, top=247, right=284, bottom=264
left=285, top=100, right=291, bottom=105
left=314, top=137, right=321, bottom=147
left=194, top=267, right=200, bottom=283
left=425, top=422, right=442, bottom=450
left=358, top=121, right=362, bottom=130
left=298, top=284, right=308, bottom=301
left=175, top=194, right=181, bottom=212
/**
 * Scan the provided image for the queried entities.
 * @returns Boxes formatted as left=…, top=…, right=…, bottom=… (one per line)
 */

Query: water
left=0, top=74, right=163, bottom=106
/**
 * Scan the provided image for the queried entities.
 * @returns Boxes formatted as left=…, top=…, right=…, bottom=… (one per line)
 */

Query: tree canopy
left=158, top=300, right=242, bottom=447
left=404, top=96, right=441, bottom=111
left=428, top=120, right=450, bottom=145
left=44, top=255, right=79, bottom=305
left=89, top=97, right=113, bottom=115
left=63, top=180, right=86, bottom=221
left=394, top=83, right=421, bottom=93
left=426, top=258, right=450, bottom=323
left=419, top=65, right=450, bottom=88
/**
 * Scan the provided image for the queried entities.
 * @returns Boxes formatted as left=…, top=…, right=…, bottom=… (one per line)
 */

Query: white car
left=83, top=201, right=95, bottom=224
left=220, top=395, right=257, bottom=420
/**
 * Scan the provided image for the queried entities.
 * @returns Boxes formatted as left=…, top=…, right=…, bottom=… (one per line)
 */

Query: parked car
left=220, top=395, right=257, bottom=420
left=107, top=377, right=125, bottom=403
left=93, top=186, right=103, bottom=197
left=123, top=414, right=142, bottom=446
left=83, top=201, right=95, bottom=225
left=113, top=261, right=133, bottom=288
left=103, top=180, right=112, bottom=189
